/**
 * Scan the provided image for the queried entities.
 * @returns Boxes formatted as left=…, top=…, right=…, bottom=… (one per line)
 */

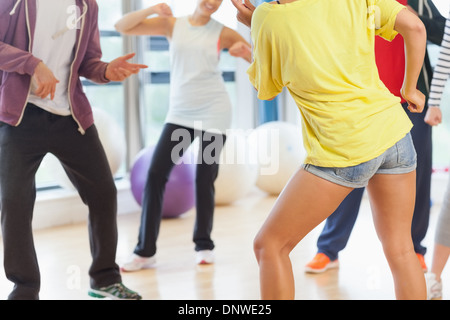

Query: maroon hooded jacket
left=0, top=0, right=110, bottom=134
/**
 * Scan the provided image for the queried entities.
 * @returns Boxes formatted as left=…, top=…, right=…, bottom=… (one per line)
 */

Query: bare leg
left=367, top=171, right=426, bottom=300
left=430, top=243, right=450, bottom=282
left=253, top=168, right=352, bottom=299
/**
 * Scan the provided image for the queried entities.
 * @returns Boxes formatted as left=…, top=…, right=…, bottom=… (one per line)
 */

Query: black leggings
left=0, top=104, right=121, bottom=299
left=134, top=123, right=226, bottom=256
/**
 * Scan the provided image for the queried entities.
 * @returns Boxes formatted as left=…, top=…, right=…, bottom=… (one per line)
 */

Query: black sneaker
left=88, top=283, right=142, bottom=300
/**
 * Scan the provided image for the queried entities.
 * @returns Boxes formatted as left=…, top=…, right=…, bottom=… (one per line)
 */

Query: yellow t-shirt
left=248, top=0, right=412, bottom=167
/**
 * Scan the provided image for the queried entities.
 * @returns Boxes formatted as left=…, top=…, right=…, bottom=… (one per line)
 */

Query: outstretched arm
left=228, top=41, right=252, bottom=63
left=394, top=8, right=427, bottom=113
left=105, top=53, right=148, bottom=82
left=220, top=27, right=252, bottom=63
left=114, top=3, right=174, bottom=37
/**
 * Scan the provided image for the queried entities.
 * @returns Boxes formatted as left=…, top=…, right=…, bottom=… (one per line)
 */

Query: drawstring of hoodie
left=9, top=0, right=22, bottom=15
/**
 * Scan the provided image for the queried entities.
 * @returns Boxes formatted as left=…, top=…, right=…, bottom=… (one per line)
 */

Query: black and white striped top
left=429, top=9, right=450, bottom=108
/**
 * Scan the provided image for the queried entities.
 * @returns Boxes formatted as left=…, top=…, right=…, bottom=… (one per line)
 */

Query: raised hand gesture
left=105, top=53, right=148, bottom=82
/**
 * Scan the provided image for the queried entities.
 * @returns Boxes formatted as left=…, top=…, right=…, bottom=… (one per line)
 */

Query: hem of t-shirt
left=26, top=97, right=72, bottom=117
left=256, top=90, right=282, bottom=101
left=164, top=117, right=227, bottom=135
left=247, top=73, right=282, bottom=101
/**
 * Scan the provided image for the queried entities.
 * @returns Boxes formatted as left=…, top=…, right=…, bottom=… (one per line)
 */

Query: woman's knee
left=253, top=232, right=265, bottom=262
left=253, top=230, right=292, bottom=263
left=380, top=236, right=415, bottom=262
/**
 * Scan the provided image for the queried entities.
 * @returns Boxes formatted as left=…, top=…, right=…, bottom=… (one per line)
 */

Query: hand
left=401, top=87, right=425, bottom=113
left=32, top=62, right=59, bottom=100
left=230, top=0, right=255, bottom=28
left=424, top=106, right=442, bottom=126
left=228, top=41, right=252, bottom=62
left=152, top=3, right=173, bottom=17
left=105, top=53, right=148, bottom=82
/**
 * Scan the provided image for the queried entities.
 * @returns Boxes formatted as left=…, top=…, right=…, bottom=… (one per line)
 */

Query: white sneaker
left=426, top=272, right=443, bottom=300
left=120, top=253, right=156, bottom=272
left=196, top=250, right=214, bottom=265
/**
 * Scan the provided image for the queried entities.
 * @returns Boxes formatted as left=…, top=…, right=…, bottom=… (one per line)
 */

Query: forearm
left=243, top=51, right=252, bottom=63
left=114, top=7, right=157, bottom=33
left=221, top=28, right=252, bottom=63
left=0, top=41, right=41, bottom=76
left=79, top=59, right=109, bottom=84
left=79, top=12, right=110, bottom=84
left=402, top=30, right=426, bottom=93
left=395, top=10, right=427, bottom=94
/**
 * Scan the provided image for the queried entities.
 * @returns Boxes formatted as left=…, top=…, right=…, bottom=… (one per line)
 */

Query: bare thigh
left=367, top=171, right=427, bottom=300
left=367, top=171, right=416, bottom=250
left=255, top=168, right=353, bottom=252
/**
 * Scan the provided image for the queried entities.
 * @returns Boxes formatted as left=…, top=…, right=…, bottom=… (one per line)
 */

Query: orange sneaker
left=417, top=253, right=428, bottom=273
left=305, top=253, right=339, bottom=274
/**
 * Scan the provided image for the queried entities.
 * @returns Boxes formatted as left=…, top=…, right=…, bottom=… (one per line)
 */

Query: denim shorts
left=302, top=132, right=417, bottom=188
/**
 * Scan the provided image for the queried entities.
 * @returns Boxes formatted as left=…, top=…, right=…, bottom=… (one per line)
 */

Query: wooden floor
left=0, top=188, right=448, bottom=300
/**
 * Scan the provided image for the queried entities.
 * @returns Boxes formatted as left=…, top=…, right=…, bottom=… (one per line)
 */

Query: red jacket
left=0, top=0, right=110, bottom=134
left=375, top=0, right=407, bottom=103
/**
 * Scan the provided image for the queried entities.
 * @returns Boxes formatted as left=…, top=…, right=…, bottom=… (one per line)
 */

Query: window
left=36, top=0, right=243, bottom=189
left=429, top=44, right=450, bottom=170
left=427, top=0, right=450, bottom=170
left=33, top=0, right=450, bottom=190
left=139, top=0, right=240, bottom=146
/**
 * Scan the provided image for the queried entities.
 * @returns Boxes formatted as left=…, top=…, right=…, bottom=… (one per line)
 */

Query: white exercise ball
left=92, top=107, right=126, bottom=176
left=214, top=131, right=258, bottom=205
left=248, top=121, right=306, bottom=195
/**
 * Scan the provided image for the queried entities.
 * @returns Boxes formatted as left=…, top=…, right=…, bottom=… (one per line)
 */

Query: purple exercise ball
left=130, top=146, right=196, bottom=218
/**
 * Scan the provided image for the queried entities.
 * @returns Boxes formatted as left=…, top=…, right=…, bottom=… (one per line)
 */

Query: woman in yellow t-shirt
left=232, top=0, right=427, bottom=299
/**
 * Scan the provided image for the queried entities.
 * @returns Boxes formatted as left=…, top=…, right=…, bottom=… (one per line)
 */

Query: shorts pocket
left=334, top=158, right=379, bottom=184
left=396, top=133, right=417, bottom=167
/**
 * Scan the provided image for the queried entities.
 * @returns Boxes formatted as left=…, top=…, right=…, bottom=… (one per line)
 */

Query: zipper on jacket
left=16, top=0, right=33, bottom=127
left=14, top=0, right=88, bottom=134
left=68, top=0, right=88, bottom=135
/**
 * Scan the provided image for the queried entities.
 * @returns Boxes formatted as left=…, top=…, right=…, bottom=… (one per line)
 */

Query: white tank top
left=166, top=16, right=232, bottom=134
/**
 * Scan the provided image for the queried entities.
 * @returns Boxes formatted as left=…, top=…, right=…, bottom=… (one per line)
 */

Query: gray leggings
left=435, top=176, right=450, bottom=248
